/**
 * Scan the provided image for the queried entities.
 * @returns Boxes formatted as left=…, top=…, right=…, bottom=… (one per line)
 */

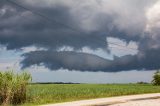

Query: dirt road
left=42, top=93, right=160, bottom=106
left=110, top=98, right=160, bottom=106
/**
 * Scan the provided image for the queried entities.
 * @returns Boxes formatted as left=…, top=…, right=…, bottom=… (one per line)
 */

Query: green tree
left=152, top=70, right=160, bottom=85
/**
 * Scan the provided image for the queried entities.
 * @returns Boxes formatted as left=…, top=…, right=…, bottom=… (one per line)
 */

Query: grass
left=24, top=84, right=160, bottom=105
left=0, top=71, right=31, bottom=105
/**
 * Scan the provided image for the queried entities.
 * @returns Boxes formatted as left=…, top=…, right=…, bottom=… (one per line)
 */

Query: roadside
left=41, top=93, right=160, bottom=106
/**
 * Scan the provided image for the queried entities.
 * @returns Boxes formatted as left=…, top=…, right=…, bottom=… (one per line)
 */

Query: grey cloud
left=1, top=0, right=160, bottom=72
left=1, top=0, right=155, bottom=50
left=0, top=0, right=108, bottom=50
left=21, top=49, right=160, bottom=72
left=21, top=51, right=112, bottom=71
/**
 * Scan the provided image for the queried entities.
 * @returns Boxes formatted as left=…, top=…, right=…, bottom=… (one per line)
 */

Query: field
left=24, top=84, right=160, bottom=105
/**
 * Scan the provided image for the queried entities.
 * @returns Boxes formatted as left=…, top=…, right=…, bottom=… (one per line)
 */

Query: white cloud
left=107, top=37, right=138, bottom=56
left=146, top=0, right=160, bottom=34
left=21, top=46, right=47, bottom=53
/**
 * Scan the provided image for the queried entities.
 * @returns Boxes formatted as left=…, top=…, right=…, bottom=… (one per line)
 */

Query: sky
left=0, top=0, right=160, bottom=83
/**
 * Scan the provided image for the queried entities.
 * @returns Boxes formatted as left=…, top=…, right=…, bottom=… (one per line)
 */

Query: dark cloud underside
left=0, top=0, right=160, bottom=72
left=21, top=49, right=160, bottom=72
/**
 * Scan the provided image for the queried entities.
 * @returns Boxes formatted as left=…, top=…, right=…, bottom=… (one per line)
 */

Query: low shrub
left=0, top=71, right=32, bottom=105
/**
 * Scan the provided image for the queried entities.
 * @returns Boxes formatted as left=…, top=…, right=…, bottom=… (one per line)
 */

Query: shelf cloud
left=0, top=0, right=160, bottom=72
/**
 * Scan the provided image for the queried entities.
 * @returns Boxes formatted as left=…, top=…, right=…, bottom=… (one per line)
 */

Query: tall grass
left=0, top=71, right=32, bottom=105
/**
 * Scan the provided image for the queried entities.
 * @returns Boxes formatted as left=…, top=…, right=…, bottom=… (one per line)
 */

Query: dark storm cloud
left=0, top=0, right=108, bottom=50
left=1, top=0, right=153, bottom=50
left=1, top=0, right=160, bottom=72
left=21, top=49, right=160, bottom=72
left=21, top=51, right=112, bottom=71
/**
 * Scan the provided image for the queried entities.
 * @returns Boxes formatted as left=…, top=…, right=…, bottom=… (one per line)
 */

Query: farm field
left=24, top=84, right=160, bottom=105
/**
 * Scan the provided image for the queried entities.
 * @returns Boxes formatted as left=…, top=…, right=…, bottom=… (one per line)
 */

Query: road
left=110, top=98, right=160, bottom=106
left=41, top=93, right=160, bottom=106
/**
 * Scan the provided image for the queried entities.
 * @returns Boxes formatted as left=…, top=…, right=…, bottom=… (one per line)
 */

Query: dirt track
left=42, top=93, right=160, bottom=106
left=110, top=98, right=160, bottom=106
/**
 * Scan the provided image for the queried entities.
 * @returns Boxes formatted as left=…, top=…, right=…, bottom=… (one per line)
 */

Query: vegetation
left=1, top=70, right=160, bottom=105
left=0, top=71, right=32, bottom=105
left=137, top=81, right=148, bottom=84
left=152, top=70, right=160, bottom=85
left=25, top=84, right=160, bottom=105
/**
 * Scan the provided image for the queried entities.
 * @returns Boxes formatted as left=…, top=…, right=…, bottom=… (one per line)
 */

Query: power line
left=107, top=41, right=138, bottom=50
left=5, top=0, right=138, bottom=51
left=108, top=46, right=137, bottom=51
left=5, top=0, right=81, bottom=32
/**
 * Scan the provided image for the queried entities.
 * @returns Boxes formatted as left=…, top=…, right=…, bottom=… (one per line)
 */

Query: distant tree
left=152, top=70, right=160, bottom=85
left=137, top=81, right=148, bottom=84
